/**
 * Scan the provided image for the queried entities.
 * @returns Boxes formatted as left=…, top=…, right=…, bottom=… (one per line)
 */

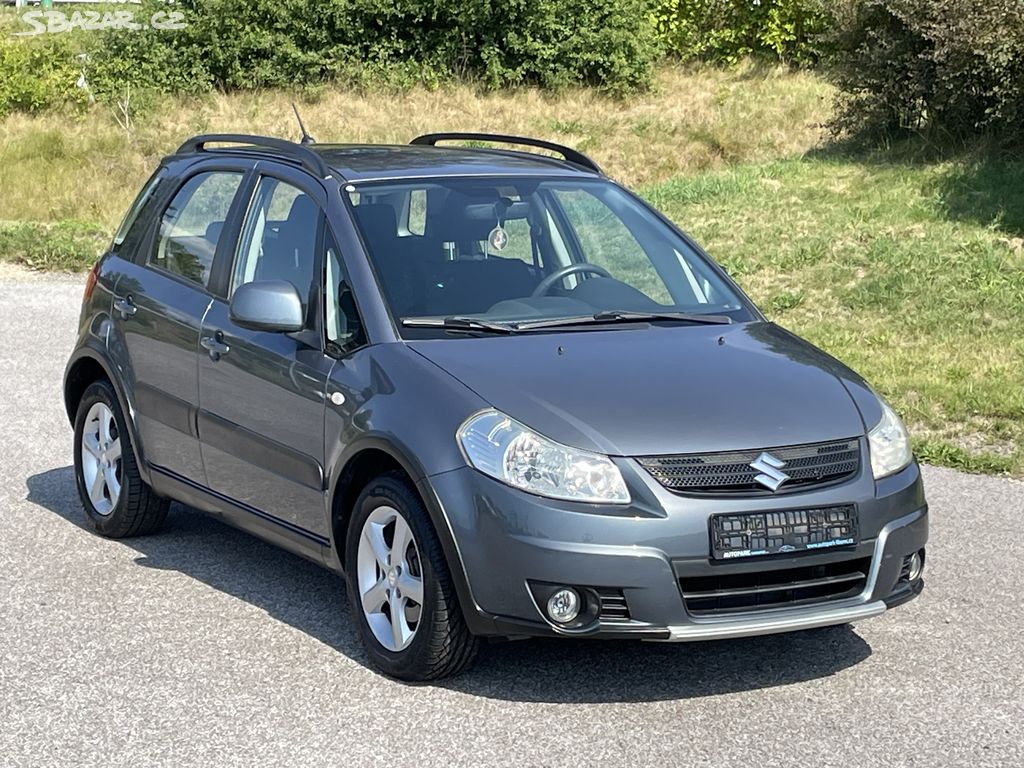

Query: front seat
left=256, top=193, right=318, bottom=303
left=353, top=203, right=425, bottom=316
left=425, top=192, right=538, bottom=315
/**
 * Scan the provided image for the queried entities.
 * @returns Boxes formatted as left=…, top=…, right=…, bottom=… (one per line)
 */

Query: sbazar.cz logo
left=15, top=3, right=186, bottom=36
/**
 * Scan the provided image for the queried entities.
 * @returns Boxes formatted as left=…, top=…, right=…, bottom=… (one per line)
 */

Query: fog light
left=908, top=550, right=924, bottom=581
left=546, top=588, right=581, bottom=624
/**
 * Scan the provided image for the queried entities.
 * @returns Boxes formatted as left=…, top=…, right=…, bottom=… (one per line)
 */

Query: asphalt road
left=2, top=272, right=1022, bottom=767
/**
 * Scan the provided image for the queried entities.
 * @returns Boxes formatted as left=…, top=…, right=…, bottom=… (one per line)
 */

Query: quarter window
left=113, top=168, right=165, bottom=250
left=151, top=171, right=243, bottom=288
left=406, top=189, right=427, bottom=236
left=325, top=231, right=366, bottom=353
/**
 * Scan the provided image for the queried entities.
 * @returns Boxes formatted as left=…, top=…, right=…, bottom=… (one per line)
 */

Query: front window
left=347, top=177, right=752, bottom=336
left=232, top=176, right=319, bottom=308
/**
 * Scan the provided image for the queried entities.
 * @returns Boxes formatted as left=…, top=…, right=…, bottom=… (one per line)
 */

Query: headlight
left=458, top=410, right=630, bottom=504
left=868, top=398, right=913, bottom=479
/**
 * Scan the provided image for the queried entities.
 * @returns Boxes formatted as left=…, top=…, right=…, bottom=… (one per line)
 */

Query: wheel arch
left=63, top=348, right=151, bottom=485
left=328, top=436, right=495, bottom=635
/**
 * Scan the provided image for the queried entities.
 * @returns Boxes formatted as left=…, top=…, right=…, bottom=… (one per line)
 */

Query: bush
left=0, top=35, right=90, bottom=116
left=826, top=0, right=1024, bottom=145
left=0, top=220, right=108, bottom=272
left=651, top=0, right=831, bottom=65
left=86, top=0, right=659, bottom=98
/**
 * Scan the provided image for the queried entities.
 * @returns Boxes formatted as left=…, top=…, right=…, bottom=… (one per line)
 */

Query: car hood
left=407, top=321, right=872, bottom=457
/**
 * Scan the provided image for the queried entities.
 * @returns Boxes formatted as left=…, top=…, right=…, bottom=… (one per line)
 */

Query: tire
left=73, top=379, right=169, bottom=538
left=345, top=471, right=479, bottom=681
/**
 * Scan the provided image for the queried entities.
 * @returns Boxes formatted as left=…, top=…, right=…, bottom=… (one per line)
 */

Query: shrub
left=826, top=0, right=1024, bottom=145
left=651, top=0, right=831, bottom=65
left=0, top=35, right=90, bottom=116
left=86, top=0, right=659, bottom=98
left=0, top=220, right=108, bottom=272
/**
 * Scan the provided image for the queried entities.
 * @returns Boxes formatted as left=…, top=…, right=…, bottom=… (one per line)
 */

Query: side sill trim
left=149, top=464, right=329, bottom=547
left=658, top=600, right=886, bottom=642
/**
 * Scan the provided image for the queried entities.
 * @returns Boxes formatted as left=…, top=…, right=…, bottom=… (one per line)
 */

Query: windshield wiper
left=515, top=310, right=733, bottom=330
left=401, top=316, right=520, bottom=334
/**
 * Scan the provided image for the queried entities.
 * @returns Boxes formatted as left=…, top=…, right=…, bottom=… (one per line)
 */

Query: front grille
left=679, top=557, right=871, bottom=616
left=597, top=588, right=631, bottom=622
left=637, top=439, right=860, bottom=496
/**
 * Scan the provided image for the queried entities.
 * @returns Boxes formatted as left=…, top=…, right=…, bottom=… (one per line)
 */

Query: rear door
left=110, top=165, right=250, bottom=484
left=196, top=164, right=334, bottom=538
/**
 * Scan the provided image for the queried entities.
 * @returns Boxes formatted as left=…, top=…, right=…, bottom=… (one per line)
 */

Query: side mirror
left=229, top=280, right=304, bottom=333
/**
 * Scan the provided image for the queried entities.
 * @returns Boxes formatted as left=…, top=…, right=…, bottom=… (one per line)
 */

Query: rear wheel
left=73, top=380, right=168, bottom=538
left=346, top=472, right=479, bottom=681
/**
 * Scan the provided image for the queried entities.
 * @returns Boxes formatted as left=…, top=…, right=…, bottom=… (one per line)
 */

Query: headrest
left=285, top=193, right=317, bottom=226
left=353, top=204, right=398, bottom=243
left=436, top=192, right=504, bottom=241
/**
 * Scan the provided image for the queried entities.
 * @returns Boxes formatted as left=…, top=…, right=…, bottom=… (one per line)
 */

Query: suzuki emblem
left=750, top=452, right=790, bottom=491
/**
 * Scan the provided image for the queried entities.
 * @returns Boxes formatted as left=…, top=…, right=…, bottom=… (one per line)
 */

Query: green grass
left=0, top=64, right=1021, bottom=475
left=643, top=156, right=1024, bottom=475
left=0, top=220, right=108, bottom=271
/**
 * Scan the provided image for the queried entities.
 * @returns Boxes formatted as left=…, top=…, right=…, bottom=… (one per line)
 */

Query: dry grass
left=2, top=65, right=1023, bottom=475
left=0, top=63, right=832, bottom=228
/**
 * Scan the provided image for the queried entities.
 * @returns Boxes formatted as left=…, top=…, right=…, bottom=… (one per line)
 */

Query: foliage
left=825, top=0, right=1024, bottom=145
left=0, top=35, right=90, bottom=116
left=651, top=0, right=831, bottom=65
left=0, top=220, right=107, bottom=271
left=85, top=0, right=659, bottom=98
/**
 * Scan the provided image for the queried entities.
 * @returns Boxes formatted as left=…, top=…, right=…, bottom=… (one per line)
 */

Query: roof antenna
left=291, top=103, right=316, bottom=145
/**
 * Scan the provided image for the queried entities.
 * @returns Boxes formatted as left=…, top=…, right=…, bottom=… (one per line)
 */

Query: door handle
left=114, top=296, right=137, bottom=319
left=200, top=334, right=230, bottom=361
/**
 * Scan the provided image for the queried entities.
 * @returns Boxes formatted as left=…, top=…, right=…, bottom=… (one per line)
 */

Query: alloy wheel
left=356, top=505, right=425, bottom=652
left=80, top=402, right=122, bottom=516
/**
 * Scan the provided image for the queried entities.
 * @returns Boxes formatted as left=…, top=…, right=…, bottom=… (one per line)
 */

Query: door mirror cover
left=229, top=280, right=304, bottom=333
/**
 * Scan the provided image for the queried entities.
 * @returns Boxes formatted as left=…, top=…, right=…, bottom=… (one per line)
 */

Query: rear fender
left=63, top=344, right=152, bottom=487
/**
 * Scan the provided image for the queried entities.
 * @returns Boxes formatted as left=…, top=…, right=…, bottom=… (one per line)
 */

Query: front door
left=196, top=168, right=334, bottom=538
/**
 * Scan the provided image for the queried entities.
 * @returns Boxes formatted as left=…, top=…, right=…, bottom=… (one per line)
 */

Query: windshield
left=346, top=177, right=754, bottom=336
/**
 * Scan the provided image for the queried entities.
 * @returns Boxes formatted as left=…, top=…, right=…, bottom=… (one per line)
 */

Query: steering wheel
left=531, top=263, right=612, bottom=297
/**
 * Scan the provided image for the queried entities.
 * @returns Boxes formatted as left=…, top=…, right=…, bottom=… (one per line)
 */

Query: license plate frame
left=710, top=505, right=859, bottom=560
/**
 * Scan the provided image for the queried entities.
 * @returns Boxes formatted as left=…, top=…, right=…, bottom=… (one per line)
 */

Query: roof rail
left=410, top=132, right=603, bottom=175
left=175, top=134, right=331, bottom=178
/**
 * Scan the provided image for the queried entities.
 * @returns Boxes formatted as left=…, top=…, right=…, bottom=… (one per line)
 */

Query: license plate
left=710, top=505, right=858, bottom=560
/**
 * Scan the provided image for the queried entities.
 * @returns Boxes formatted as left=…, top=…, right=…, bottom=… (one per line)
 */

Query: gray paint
left=63, top=144, right=929, bottom=643
left=426, top=453, right=926, bottom=632
left=407, top=321, right=873, bottom=456
left=199, top=292, right=335, bottom=538
left=228, top=280, right=305, bottom=333
left=106, top=257, right=212, bottom=486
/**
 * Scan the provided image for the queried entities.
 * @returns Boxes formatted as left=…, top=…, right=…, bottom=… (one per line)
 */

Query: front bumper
left=422, top=453, right=928, bottom=641
left=664, top=599, right=886, bottom=641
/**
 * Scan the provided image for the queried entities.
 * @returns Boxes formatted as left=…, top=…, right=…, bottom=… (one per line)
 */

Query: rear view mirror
left=229, top=280, right=304, bottom=333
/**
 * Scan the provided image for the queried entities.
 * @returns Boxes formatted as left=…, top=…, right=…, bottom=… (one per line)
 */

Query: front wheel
left=73, top=380, right=168, bottom=538
left=345, top=472, right=479, bottom=681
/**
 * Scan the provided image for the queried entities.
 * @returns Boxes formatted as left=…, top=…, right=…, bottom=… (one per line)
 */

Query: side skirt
left=148, top=465, right=332, bottom=569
